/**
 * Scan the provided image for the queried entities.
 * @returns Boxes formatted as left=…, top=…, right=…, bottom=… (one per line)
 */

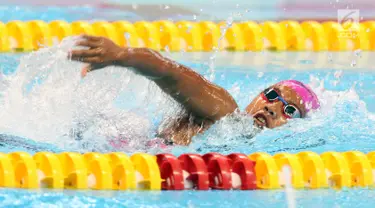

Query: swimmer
left=69, top=35, right=320, bottom=146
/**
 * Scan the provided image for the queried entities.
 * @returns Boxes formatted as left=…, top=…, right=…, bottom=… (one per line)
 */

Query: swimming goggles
left=262, top=88, right=302, bottom=119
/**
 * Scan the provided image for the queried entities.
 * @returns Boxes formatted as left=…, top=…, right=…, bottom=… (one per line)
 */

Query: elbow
left=210, top=100, right=239, bottom=121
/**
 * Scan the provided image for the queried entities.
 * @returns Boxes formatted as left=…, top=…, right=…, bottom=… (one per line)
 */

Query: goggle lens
left=263, top=88, right=302, bottom=119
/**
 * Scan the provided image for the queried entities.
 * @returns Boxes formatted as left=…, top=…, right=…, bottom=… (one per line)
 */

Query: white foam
left=282, top=165, right=296, bottom=208
left=0, top=36, right=181, bottom=152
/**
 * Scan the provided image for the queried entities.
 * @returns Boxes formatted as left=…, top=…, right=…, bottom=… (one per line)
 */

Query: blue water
left=0, top=4, right=375, bottom=208
left=1, top=50, right=375, bottom=207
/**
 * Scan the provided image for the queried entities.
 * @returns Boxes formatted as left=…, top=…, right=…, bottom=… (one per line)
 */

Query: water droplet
left=236, top=4, right=240, bottom=8
left=164, top=5, right=170, bottom=9
left=299, top=60, right=313, bottom=65
left=328, top=53, right=333, bottom=62
left=200, top=8, right=203, bottom=12
left=351, top=60, right=356, bottom=67
left=257, top=72, right=264, bottom=78
left=334, top=70, right=343, bottom=78
left=164, top=45, right=170, bottom=53
left=193, top=15, right=197, bottom=20
left=354, top=49, right=361, bottom=57
left=245, top=9, right=249, bottom=13
left=226, top=17, right=234, bottom=27
left=366, top=28, right=370, bottom=32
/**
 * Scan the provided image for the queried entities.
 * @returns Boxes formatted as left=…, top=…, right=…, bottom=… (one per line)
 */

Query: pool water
left=0, top=42, right=375, bottom=208
left=0, top=3, right=375, bottom=208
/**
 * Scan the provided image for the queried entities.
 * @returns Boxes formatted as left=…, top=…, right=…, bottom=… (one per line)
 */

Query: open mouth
left=253, top=113, right=268, bottom=128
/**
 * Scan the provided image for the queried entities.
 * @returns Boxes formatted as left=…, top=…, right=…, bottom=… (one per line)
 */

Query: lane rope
left=0, top=151, right=374, bottom=190
left=0, top=20, right=374, bottom=52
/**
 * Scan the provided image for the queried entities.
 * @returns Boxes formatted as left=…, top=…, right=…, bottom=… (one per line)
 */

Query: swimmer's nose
left=264, top=106, right=276, bottom=118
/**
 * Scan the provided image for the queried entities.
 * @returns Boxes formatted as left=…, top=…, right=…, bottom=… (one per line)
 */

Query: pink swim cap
left=277, top=80, right=320, bottom=113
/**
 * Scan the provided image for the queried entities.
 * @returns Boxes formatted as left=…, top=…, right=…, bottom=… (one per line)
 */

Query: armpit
left=156, top=116, right=213, bottom=145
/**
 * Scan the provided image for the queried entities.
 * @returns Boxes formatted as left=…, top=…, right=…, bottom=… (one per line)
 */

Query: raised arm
left=70, top=35, right=239, bottom=121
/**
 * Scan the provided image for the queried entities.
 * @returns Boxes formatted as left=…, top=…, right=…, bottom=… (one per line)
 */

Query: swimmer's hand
left=69, top=35, right=128, bottom=77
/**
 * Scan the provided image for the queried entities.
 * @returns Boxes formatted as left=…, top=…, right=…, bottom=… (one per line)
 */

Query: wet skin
left=70, top=35, right=307, bottom=145
left=246, top=84, right=307, bottom=129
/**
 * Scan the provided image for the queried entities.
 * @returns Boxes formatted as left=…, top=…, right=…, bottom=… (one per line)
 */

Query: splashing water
left=0, top=36, right=374, bottom=156
left=0, top=37, right=182, bottom=153
left=282, top=165, right=296, bottom=208
left=171, top=72, right=375, bottom=155
left=204, top=16, right=234, bottom=82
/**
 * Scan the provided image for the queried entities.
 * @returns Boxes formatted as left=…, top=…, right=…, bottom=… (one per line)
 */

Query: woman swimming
left=69, top=35, right=320, bottom=146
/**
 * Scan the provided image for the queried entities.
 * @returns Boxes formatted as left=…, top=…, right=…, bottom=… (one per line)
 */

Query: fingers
left=76, top=39, right=101, bottom=48
left=74, top=57, right=104, bottom=64
left=76, top=35, right=106, bottom=48
left=70, top=48, right=101, bottom=59
left=81, top=35, right=101, bottom=41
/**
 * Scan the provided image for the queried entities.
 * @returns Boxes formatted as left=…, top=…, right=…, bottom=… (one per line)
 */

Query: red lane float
left=155, top=153, right=257, bottom=190
left=178, top=154, right=209, bottom=190
left=227, top=153, right=257, bottom=190
left=203, top=153, right=232, bottom=190
left=156, top=153, right=184, bottom=190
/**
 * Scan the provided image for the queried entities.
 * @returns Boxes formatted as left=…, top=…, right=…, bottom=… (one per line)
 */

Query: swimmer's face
left=245, top=84, right=307, bottom=129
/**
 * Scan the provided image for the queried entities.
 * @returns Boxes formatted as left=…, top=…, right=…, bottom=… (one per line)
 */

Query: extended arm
left=70, top=35, right=238, bottom=121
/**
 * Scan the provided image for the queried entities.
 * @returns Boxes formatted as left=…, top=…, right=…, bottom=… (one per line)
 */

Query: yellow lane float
left=106, top=152, right=136, bottom=190
left=320, top=151, right=351, bottom=189
left=296, top=151, right=328, bottom=189
left=33, top=152, right=64, bottom=188
left=248, top=152, right=280, bottom=189
left=58, top=152, right=88, bottom=189
left=0, top=20, right=374, bottom=52
left=0, top=153, right=15, bottom=187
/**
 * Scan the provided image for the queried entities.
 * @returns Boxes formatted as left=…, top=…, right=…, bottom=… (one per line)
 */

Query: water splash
left=182, top=74, right=375, bottom=155
left=282, top=165, right=296, bottom=208
left=0, top=36, right=181, bottom=153
left=0, top=36, right=374, bottom=156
